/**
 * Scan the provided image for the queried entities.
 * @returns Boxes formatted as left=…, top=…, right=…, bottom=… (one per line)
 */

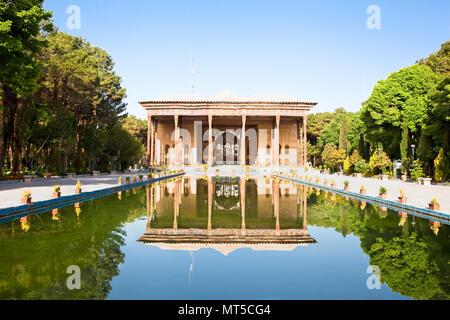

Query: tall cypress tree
left=339, top=117, right=349, bottom=154
left=400, top=121, right=409, bottom=170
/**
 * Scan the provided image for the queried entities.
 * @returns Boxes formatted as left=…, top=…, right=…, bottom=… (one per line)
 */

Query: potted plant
left=401, top=169, right=408, bottom=182
left=398, top=189, right=407, bottom=204
left=138, top=175, right=143, bottom=182
left=22, top=190, right=32, bottom=204
left=125, top=177, right=131, bottom=184
left=331, top=180, right=336, bottom=188
left=53, top=186, right=61, bottom=198
left=379, top=186, right=387, bottom=199
left=429, top=197, right=440, bottom=211
left=75, top=180, right=82, bottom=194
left=360, top=185, right=366, bottom=195
left=132, top=176, right=137, bottom=183
left=344, top=181, right=349, bottom=191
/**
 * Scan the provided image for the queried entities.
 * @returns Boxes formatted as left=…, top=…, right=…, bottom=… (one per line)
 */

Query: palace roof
left=139, top=90, right=317, bottom=106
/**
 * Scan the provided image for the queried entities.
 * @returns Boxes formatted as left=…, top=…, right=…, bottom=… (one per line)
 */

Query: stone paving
left=0, top=174, right=140, bottom=209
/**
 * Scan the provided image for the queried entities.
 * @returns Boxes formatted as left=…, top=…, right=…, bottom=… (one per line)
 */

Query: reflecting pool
left=0, top=177, right=448, bottom=300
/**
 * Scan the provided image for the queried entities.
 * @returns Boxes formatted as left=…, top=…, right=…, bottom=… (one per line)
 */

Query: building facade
left=140, top=93, right=317, bottom=167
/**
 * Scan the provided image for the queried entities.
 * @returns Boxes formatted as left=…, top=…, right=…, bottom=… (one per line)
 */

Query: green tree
left=434, top=148, right=449, bottom=182
left=400, top=120, right=410, bottom=171
left=418, top=40, right=450, bottom=77
left=361, top=65, right=440, bottom=158
left=121, top=115, right=148, bottom=147
left=339, top=116, right=349, bottom=154
left=0, top=0, right=53, bottom=175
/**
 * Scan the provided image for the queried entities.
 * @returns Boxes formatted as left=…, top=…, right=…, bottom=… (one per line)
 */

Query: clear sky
left=43, top=0, right=450, bottom=119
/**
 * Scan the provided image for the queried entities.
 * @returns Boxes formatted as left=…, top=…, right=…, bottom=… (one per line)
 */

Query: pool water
left=0, top=177, right=448, bottom=300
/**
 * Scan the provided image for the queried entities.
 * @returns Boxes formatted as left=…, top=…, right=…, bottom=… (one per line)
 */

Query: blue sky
left=43, top=0, right=450, bottom=119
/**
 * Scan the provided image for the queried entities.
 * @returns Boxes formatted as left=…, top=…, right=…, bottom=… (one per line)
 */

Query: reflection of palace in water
left=139, top=178, right=317, bottom=255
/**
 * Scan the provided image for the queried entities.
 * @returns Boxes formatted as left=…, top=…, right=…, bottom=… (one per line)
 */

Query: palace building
left=140, top=92, right=317, bottom=167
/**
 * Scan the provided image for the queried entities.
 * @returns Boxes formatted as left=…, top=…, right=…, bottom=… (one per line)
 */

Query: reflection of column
left=208, top=114, right=213, bottom=165
left=303, top=184, right=307, bottom=230
left=273, top=180, right=280, bottom=230
left=240, top=179, right=246, bottom=230
left=146, top=186, right=151, bottom=232
left=208, top=178, right=213, bottom=231
left=173, top=180, right=180, bottom=229
left=241, top=115, right=246, bottom=166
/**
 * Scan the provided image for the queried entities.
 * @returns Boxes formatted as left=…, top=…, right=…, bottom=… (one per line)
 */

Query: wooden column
left=240, top=179, right=246, bottom=230
left=174, top=115, right=179, bottom=166
left=146, top=115, right=152, bottom=164
left=151, top=119, right=155, bottom=166
left=297, top=118, right=301, bottom=167
left=241, top=115, right=246, bottom=166
left=208, top=114, right=213, bottom=165
left=273, top=115, right=280, bottom=167
left=303, top=116, right=308, bottom=167
left=299, top=119, right=304, bottom=166
left=153, top=120, right=159, bottom=166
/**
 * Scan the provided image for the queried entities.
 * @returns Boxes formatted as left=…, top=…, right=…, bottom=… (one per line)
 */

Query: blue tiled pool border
left=274, top=174, right=450, bottom=225
left=0, top=173, right=185, bottom=224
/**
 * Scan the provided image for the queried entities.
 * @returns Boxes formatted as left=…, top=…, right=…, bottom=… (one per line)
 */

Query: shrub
left=430, top=197, right=438, bottom=204
left=369, top=150, right=392, bottom=175
left=344, top=180, right=349, bottom=187
left=434, top=148, right=449, bottom=182
left=343, top=157, right=352, bottom=175
left=410, top=160, right=425, bottom=181
left=379, top=186, right=387, bottom=194
left=354, top=159, right=369, bottom=174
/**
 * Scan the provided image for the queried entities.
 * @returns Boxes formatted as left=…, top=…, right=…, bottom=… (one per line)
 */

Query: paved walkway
left=0, top=174, right=139, bottom=209
left=284, top=169, right=450, bottom=215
